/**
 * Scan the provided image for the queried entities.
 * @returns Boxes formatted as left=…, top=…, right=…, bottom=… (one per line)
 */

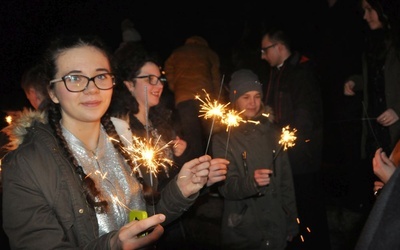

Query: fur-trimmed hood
left=1, top=109, right=47, bottom=152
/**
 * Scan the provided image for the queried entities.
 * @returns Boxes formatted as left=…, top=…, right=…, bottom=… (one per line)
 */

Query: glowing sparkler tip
left=118, top=135, right=174, bottom=178
left=279, top=126, right=297, bottom=150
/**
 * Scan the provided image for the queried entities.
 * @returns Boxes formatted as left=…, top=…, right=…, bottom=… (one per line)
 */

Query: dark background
left=0, top=1, right=375, bottom=248
left=1, top=0, right=364, bottom=112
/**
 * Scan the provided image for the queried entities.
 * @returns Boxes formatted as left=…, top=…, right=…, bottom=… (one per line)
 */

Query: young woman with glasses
left=109, top=44, right=228, bottom=248
left=1, top=35, right=216, bottom=249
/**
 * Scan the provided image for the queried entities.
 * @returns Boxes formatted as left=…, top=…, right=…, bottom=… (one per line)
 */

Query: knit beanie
left=229, top=69, right=263, bottom=102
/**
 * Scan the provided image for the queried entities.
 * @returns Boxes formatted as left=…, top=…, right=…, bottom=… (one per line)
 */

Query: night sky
left=1, top=0, right=364, bottom=113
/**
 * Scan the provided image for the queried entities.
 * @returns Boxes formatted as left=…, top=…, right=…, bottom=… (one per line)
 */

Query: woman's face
left=362, top=0, right=383, bottom=30
left=126, top=62, right=164, bottom=109
left=235, top=90, right=262, bottom=119
left=49, top=46, right=113, bottom=126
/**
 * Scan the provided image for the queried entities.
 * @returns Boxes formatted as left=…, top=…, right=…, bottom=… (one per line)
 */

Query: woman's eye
left=68, top=75, right=81, bottom=82
left=96, top=74, right=107, bottom=80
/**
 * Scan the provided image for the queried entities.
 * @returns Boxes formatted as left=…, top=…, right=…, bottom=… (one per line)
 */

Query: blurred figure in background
left=344, top=0, right=400, bottom=163
left=164, top=35, right=222, bottom=157
left=20, top=64, right=47, bottom=110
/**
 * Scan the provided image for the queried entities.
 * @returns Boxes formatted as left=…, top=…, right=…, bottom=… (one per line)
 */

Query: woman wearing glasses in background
left=1, top=35, right=220, bottom=249
left=109, top=44, right=228, bottom=249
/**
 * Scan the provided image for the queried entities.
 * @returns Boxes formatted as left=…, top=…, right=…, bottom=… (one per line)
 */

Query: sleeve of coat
left=153, top=176, right=198, bottom=226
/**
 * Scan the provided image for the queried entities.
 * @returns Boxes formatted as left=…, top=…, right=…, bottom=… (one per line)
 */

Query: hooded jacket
left=212, top=115, right=298, bottom=250
left=1, top=110, right=198, bottom=249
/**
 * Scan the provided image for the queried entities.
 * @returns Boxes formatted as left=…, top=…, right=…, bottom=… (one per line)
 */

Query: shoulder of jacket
left=2, top=109, right=47, bottom=151
left=110, top=116, right=132, bottom=147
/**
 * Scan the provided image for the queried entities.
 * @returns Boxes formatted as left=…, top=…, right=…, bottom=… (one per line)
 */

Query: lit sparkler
left=196, top=89, right=230, bottom=121
left=118, top=135, right=174, bottom=184
left=221, top=109, right=245, bottom=131
left=278, top=125, right=297, bottom=152
left=196, top=87, right=229, bottom=154
left=272, top=125, right=297, bottom=176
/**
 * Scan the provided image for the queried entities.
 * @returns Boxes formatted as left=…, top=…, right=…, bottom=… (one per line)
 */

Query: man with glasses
left=261, top=28, right=330, bottom=250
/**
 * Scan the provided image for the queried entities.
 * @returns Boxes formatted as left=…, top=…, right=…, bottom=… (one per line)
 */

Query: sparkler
left=197, top=88, right=262, bottom=158
left=202, top=75, right=225, bottom=154
left=123, top=137, right=173, bottom=182
left=111, top=135, right=174, bottom=179
left=272, top=125, right=297, bottom=176
left=196, top=87, right=230, bottom=154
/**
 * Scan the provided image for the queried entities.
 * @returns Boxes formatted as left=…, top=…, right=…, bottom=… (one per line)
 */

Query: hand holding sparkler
left=177, top=155, right=211, bottom=197
left=254, top=169, right=274, bottom=187
left=110, top=214, right=165, bottom=249
left=206, top=158, right=229, bottom=187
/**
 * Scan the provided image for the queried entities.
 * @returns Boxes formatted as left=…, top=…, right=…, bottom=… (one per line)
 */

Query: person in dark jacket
left=344, top=0, right=400, bottom=207
left=344, top=0, right=400, bottom=158
left=164, top=35, right=222, bottom=157
left=261, top=28, right=330, bottom=249
left=212, top=69, right=298, bottom=250
left=1, top=35, right=215, bottom=249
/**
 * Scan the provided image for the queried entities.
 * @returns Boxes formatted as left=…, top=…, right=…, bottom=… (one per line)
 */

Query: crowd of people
left=1, top=0, right=400, bottom=249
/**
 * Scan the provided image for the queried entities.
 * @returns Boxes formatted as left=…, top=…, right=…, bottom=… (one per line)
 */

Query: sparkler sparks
left=196, top=89, right=230, bottom=120
left=196, top=89, right=260, bottom=132
left=111, top=135, right=174, bottom=184
left=272, top=126, right=297, bottom=177
left=278, top=125, right=297, bottom=151
left=196, top=89, right=262, bottom=156
left=121, top=135, right=174, bottom=178
left=220, top=109, right=245, bottom=131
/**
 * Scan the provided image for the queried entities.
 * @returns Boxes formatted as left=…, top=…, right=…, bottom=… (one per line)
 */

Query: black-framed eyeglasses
left=133, top=75, right=167, bottom=86
left=261, top=44, right=277, bottom=54
left=49, top=73, right=115, bottom=92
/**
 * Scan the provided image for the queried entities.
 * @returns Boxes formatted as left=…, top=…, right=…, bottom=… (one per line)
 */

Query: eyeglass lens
left=63, top=73, right=115, bottom=92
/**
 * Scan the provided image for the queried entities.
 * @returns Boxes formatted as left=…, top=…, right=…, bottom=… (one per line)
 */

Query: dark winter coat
left=264, top=52, right=324, bottom=174
left=1, top=111, right=198, bottom=249
left=212, top=116, right=298, bottom=250
left=355, top=165, right=400, bottom=249
left=349, top=45, right=400, bottom=158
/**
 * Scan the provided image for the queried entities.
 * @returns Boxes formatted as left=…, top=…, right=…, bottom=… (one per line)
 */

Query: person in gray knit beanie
left=229, top=69, right=263, bottom=102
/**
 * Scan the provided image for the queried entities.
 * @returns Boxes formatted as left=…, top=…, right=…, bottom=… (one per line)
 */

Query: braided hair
left=41, top=35, right=158, bottom=213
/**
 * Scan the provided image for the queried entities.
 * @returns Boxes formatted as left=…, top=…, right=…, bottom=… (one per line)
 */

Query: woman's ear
left=48, top=88, right=59, bottom=104
left=123, top=80, right=135, bottom=94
